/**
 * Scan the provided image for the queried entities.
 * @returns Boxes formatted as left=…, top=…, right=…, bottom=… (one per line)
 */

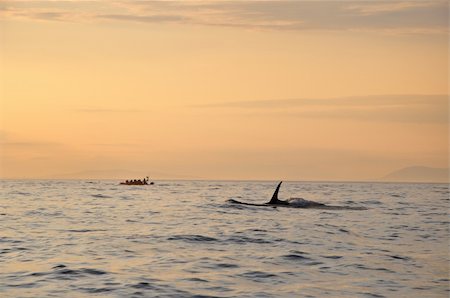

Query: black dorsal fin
left=269, top=181, right=283, bottom=204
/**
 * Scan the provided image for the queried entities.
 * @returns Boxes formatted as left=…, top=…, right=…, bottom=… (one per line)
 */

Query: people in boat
left=121, top=177, right=152, bottom=185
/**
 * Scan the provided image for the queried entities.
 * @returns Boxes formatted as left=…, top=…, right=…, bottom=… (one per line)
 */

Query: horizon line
left=0, top=177, right=447, bottom=185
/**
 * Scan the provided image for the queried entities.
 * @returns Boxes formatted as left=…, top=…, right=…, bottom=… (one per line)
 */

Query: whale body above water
left=228, top=181, right=367, bottom=210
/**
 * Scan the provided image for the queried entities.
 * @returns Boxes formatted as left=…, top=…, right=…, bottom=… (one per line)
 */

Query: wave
left=167, top=234, right=219, bottom=242
left=91, top=194, right=113, bottom=198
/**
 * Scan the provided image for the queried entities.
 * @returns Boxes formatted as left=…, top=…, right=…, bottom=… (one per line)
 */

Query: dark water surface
left=0, top=180, right=448, bottom=297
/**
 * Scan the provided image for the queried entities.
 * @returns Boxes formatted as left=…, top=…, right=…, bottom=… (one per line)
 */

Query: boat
left=120, top=177, right=154, bottom=185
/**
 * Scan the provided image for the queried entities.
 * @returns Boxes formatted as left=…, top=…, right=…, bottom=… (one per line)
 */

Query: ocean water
left=0, top=180, right=448, bottom=298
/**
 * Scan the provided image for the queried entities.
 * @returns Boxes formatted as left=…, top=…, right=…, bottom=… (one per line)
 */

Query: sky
left=0, top=0, right=448, bottom=180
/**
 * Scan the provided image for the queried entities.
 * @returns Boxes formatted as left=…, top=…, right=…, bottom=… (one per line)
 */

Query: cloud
left=2, top=0, right=448, bottom=35
left=193, top=94, right=449, bottom=124
left=98, top=13, right=186, bottom=23
left=30, top=11, right=67, bottom=21
left=345, top=1, right=439, bottom=16
left=112, top=0, right=449, bottom=34
left=0, top=131, right=62, bottom=148
left=0, top=130, right=7, bottom=141
left=88, top=143, right=140, bottom=147
left=75, top=108, right=144, bottom=113
left=0, top=141, right=63, bottom=148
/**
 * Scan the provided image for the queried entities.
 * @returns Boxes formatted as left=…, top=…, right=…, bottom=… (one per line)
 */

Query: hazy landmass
left=47, top=169, right=200, bottom=180
left=379, top=166, right=449, bottom=183
left=42, top=166, right=449, bottom=183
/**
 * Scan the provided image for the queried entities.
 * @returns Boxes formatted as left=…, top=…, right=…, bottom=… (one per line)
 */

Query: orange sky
left=0, top=1, right=448, bottom=180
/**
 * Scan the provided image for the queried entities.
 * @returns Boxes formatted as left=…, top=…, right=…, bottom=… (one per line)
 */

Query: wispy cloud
left=0, top=131, right=62, bottom=148
left=2, top=1, right=448, bottom=35
left=0, top=130, right=7, bottom=142
left=30, top=11, right=67, bottom=21
left=75, top=108, right=144, bottom=113
left=98, top=13, right=186, bottom=23
left=0, top=141, right=63, bottom=148
left=193, top=94, right=449, bottom=124
left=88, top=143, right=140, bottom=147
left=345, top=1, right=439, bottom=16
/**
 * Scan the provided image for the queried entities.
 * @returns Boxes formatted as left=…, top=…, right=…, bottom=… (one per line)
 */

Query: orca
left=228, top=181, right=366, bottom=210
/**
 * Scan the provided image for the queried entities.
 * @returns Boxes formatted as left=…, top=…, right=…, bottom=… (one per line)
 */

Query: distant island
left=46, top=169, right=199, bottom=180
left=36, top=166, right=449, bottom=183
left=379, top=166, right=449, bottom=183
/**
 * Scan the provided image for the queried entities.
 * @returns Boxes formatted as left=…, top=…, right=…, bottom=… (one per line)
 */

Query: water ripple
left=0, top=180, right=447, bottom=297
left=167, top=235, right=219, bottom=242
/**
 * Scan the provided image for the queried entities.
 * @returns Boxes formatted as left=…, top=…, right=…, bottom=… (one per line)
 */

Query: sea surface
left=0, top=180, right=448, bottom=297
